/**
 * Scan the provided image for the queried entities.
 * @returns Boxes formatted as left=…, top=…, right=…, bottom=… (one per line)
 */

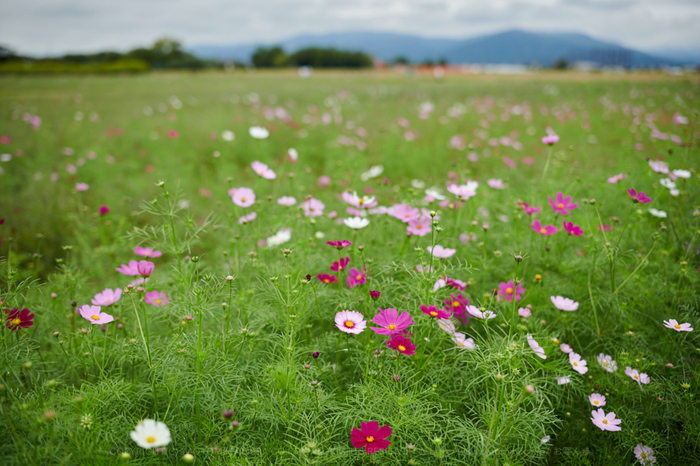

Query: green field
left=0, top=71, right=698, bottom=465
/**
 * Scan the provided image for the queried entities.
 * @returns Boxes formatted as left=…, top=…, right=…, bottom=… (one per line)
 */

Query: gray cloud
left=0, top=0, right=698, bottom=55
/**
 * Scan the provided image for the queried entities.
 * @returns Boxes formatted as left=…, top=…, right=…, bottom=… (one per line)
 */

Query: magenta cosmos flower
left=301, top=198, right=325, bottom=217
left=627, top=188, right=652, bottom=204
left=145, top=291, right=170, bottom=306
left=663, top=319, right=693, bottom=332
left=551, top=296, right=578, bottom=311
left=591, top=409, right=621, bottom=431
left=548, top=192, right=578, bottom=215
left=370, top=290, right=380, bottom=300
left=327, top=240, right=352, bottom=249
left=446, top=277, right=466, bottom=291
left=527, top=334, right=546, bottom=359
left=386, top=334, right=416, bottom=355
left=350, top=421, right=391, bottom=454
left=427, top=245, right=456, bottom=258
left=317, top=273, right=338, bottom=284
left=421, top=304, right=451, bottom=319
left=5, top=308, right=34, bottom=330
left=497, top=280, right=524, bottom=302
left=370, top=308, right=415, bottom=336
left=346, top=267, right=367, bottom=288
left=79, top=304, right=114, bottom=325
left=99, top=205, right=110, bottom=215
left=519, top=202, right=541, bottom=215
left=136, top=260, right=154, bottom=277
left=331, top=257, right=350, bottom=272
left=116, top=260, right=140, bottom=276
left=92, top=288, right=122, bottom=306
left=443, top=294, right=468, bottom=317
left=589, top=393, right=606, bottom=407
left=335, top=310, right=366, bottom=334
left=251, top=161, right=276, bottom=179
left=230, top=187, right=256, bottom=208
left=407, top=215, right=431, bottom=236
left=541, top=134, right=559, bottom=145
left=563, top=221, right=584, bottom=236
left=133, top=246, right=162, bottom=258
left=531, top=219, right=559, bottom=236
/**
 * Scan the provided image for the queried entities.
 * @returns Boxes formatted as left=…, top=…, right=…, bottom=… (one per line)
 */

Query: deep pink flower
left=421, top=304, right=451, bottom=319
left=370, top=290, right=380, bottom=300
left=137, top=260, right=154, bottom=277
left=166, top=129, right=179, bottom=139
left=330, top=257, right=350, bottom=272
left=301, top=198, right=325, bottom=217
left=542, top=134, right=559, bottom=145
left=627, top=188, right=652, bottom=204
left=386, top=334, right=416, bottom=355
left=498, top=280, right=524, bottom=302
left=598, top=224, right=612, bottom=232
left=327, top=240, right=352, bottom=249
left=5, top=308, right=34, bottom=330
left=116, top=260, right=140, bottom=276
left=144, top=291, right=170, bottom=306
left=446, top=277, right=466, bottom=291
left=133, top=247, right=162, bottom=258
left=79, top=304, right=114, bottom=325
left=548, top=192, right=578, bottom=215
left=370, top=308, right=415, bottom=335
left=519, top=202, right=541, bottom=215
left=99, top=205, right=110, bottom=215
left=443, top=294, right=469, bottom=316
left=251, top=161, right=276, bottom=179
left=317, top=273, right=338, bottom=284
left=346, top=267, right=366, bottom=288
left=563, top=221, right=584, bottom=236
left=531, top=219, right=559, bottom=236
left=230, top=187, right=256, bottom=208
left=350, top=421, right=392, bottom=454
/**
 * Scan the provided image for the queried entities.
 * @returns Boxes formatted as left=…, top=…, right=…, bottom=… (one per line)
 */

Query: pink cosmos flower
left=79, top=304, right=114, bottom=325
left=238, top=212, right=257, bottom=224
left=335, top=310, right=366, bottom=334
left=487, top=178, right=506, bottom=189
left=648, top=160, right=669, bottom=174
left=591, top=409, right=621, bottom=431
left=597, top=354, right=618, bottom=372
left=427, top=245, right=456, bottom=258
left=443, top=294, right=469, bottom=317
left=663, top=319, right=693, bottom=332
left=144, top=291, right=170, bottom=306
left=350, top=421, right=391, bottom=454
left=551, top=296, right=578, bottom=311
left=598, top=224, right=612, bottom=232
left=531, top=219, right=559, bottom=236
left=527, top=334, right=546, bottom=359
left=92, top=288, right=122, bottom=306
left=99, top=205, right=110, bottom=215
left=560, top=343, right=573, bottom=354
left=346, top=267, right=366, bottom=288
left=589, top=393, right=606, bottom=407
left=438, top=319, right=456, bottom=334
left=519, top=202, right=541, bottom=215
left=607, top=174, right=628, bottom=184
left=447, top=182, right=479, bottom=200
left=129, top=277, right=148, bottom=287
left=133, top=247, right=162, bottom=258
left=230, top=187, right=256, bottom=207
left=251, top=161, right=276, bottom=179
left=301, top=198, right=325, bottom=217
left=518, top=307, right=531, bottom=318
left=331, top=257, right=350, bottom=272
left=389, top=204, right=420, bottom=223
left=370, top=290, right=380, bottom=300
left=5, top=308, right=34, bottom=330
left=116, top=260, right=140, bottom=276
left=317, top=273, right=338, bottom=284
left=627, top=188, right=652, bottom=204
left=327, top=240, right=352, bottom=249
left=166, top=129, right=179, bottom=139
left=277, top=196, right=296, bottom=206
left=541, top=134, right=559, bottom=145
left=317, top=175, right=331, bottom=188
left=673, top=112, right=688, bottom=125
left=451, top=332, right=476, bottom=349
left=548, top=192, right=578, bottom=215
left=407, top=215, right=431, bottom=236
left=497, top=280, right=524, bottom=302
left=563, top=221, right=584, bottom=236
left=446, top=277, right=466, bottom=291
left=625, top=367, right=650, bottom=386
left=570, top=352, right=588, bottom=374
left=634, top=445, right=656, bottom=465
left=76, top=183, right=89, bottom=191
left=137, top=260, right=154, bottom=277
left=421, top=304, right=451, bottom=319
left=370, top=308, right=415, bottom=336
left=386, top=335, right=416, bottom=355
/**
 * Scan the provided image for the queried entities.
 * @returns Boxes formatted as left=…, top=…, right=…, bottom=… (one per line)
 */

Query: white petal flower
left=248, top=126, right=269, bottom=139
left=130, top=419, right=171, bottom=449
left=648, top=209, right=667, bottom=218
left=343, top=217, right=370, bottom=229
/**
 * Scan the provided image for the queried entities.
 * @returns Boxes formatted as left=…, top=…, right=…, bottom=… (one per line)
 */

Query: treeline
left=252, top=46, right=373, bottom=68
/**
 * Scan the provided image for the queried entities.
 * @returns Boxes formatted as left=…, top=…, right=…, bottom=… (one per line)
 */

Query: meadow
left=0, top=70, right=698, bottom=465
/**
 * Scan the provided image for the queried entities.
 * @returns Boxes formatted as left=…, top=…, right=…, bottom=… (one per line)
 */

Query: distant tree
left=553, top=58, right=569, bottom=70
left=392, top=56, right=410, bottom=65
left=251, top=47, right=289, bottom=68
left=437, top=57, right=448, bottom=66
left=422, top=59, right=434, bottom=66
left=126, top=37, right=206, bottom=70
left=289, top=48, right=372, bottom=68
left=0, top=46, right=17, bottom=62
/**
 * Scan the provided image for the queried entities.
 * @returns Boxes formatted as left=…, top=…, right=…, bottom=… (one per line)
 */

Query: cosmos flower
left=518, top=307, right=531, bottom=318
left=497, top=280, right=524, bottom=302
left=589, top=393, right=606, bottom=407
left=531, top=219, right=559, bottom=236
left=370, top=290, right=380, bottom=300
left=389, top=204, right=420, bottom=222
left=427, top=245, right=456, bottom=258
left=556, top=376, right=571, bottom=385
left=133, top=247, right=162, bottom=258
left=350, top=421, right=391, bottom=454
left=130, top=419, right=172, bottom=449
left=443, top=294, right=469, bottom=317
left=663, top=319, right=693, bottom=332
left=335, top=310, right=366, bottom=334
left=286, top=148, right=298, bottom=163
left=648, top=160, right=669, bottom=174
left=634, top=445, right=656, bottom=465
left=628, top=188, right=652, bottom=204
left=238, top=212, right=257, bottom=224
left=590, top=409, right=621, bottom=432
left=144, top=291, right=170, bottom=307
left=569, top=352, right=588, bottom=374
left=318, top=175, right=331, bottom=188
left=386, top=334, right=416, bottom=355
left=563, top=221, right=584, bottom=236
left=248, top=126, right=269, bottom=139
left=317, top=273, right=338, bottom=284
left=607, top=173, right=628, bottom=184
left=4, top=308, right=34, bottom=330
left=344, top=217, right=370, bottom=229
left=251, top=161, right=276, bottom=179
left=360, top=165, right=384, bottom=182
left=370, top=308, right=415, bottom=336
left=230, top=187, right=256, bottom=208
left=487, top=178, right=506, bottom=189
left=221, top=130, right=235, bottom=141
left=266, top=228, right=292, bottom=247
left=648, top=209, right=667, bottom=218
left=597, top=353, right=618, bottom=372
left=76, top=183, right=89, bottom=191
left=548, top=192, right=578, bottom=215
left=327, top=240, right=352, bottom=249
left=625, top=367, right=650, bottom=386
left=331, top=257, right=350, bottom=272
left=438, top=319, right=456, bottom=334
left=541, top=134, right=559, bottom=145
left=559, top=343, right=573, bottom=354
left=468, top=306, right=497, bottom=320
left=137, top=261, right=154, bottom=277
left=447, top=181, right=479, bottom=200
left=421, top=304, right=451, bottom=319
left=446, top=277, right=466, bottom=291
left=116, top=260, right=140, bottom=276
left=673, top=169, right=691, bottom=179
left=346, top=267, right=367, bottom=288
left=407, top=215, right=431, bottom=236
left=92, top=288, right=122, bottom=306
left=527, top=334, right=546, bottom=359
left=276, top=196, right=297, bottom=207
left=79, top=304, right=114, bottom=325
left=519, top=202, right=541, bottom=215
left=451, top=332, right=476, bottom=349
left=301, top=198, right=325, bottom=217
left=551, top=296, right=578, bottom=311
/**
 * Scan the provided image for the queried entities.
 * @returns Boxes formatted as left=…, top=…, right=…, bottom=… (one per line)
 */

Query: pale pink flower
left=133, top=247, right=162, bottom=258
left=590, top=408, right=621, bottom=431
left=145, top=291, right=170, bottom=306
left=673, top=112, right=688, bottom=125
left=116, top=260, right=140, bottom=276
left=663, top=319, right=693, bottom=332
left=407, top=215, right=431, bottom=236
left=230, top=187, right=256, bottom=207
left=648, top=160, right=669, bottom=174
left=301, top=198, right=325, bottom=217
left=136, top=261, right=154, bottom=277
left=560, top=343, right=573, bottom=354
left=541, top=134, right=559, bottom=145
left=556, top=376, right=570, bottom=385
left=238, top=212, right=257, bottom=224
left=251, top=161, right=276, bottom=179
left=527, top=334, right=546, bottom=359
left=607, top=174, right=628, bottom=184
left=451, top=332, right=476, bottom=349
left=518, top=307, right=531, bottom=318
left=531, top=219, right=559, bottom=236
left=589, top=393, right=606, bottom=407
left=389, top=204, right=420, bottom=223
left=427, top=245, right=456, bottom=258
left=76, top=183, right=89, bottom=191
left=569, top=352, right=588, bottom=374
left=335, top=310, right=366, bottom=334
left=625, top=367, right=650, bottom=386
left=551, top=296, right=578, bottom=311
left=92, top=288, right=122, bottom=306
left=597, top=353, right=618, bottom=372
left=79, top=304, right=114, bottom=325
left=487, top=178, right=506, bottom=189
left=277, top=196, right=296, bottom=206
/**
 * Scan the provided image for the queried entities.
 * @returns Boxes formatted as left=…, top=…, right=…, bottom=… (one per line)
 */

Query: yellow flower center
left=540, top=228, right=546, bottom=234
left=359, top=199, right=364, bottom=205
left=323, top=279, right=329, bottom=283
left=356, top=275, right=362, bottom=280
left=452, top=301, right=460, bottom=307
left=602, top=419, right=608, bottom=424
left=558, top=203, right=563, bottom=208
left=146, top=436, right=156, bottom=443
left=634, top=375, right=639, bottom=379
left=458, top=341, right=464, bottom=346
left=366, top=436, right=374, bottom=443
left=241, top=197, right=246, bottom=201
left=155, top=299, right=161, bottom=304
left=603, top=362, right=609, bottom=366
left=259, top=171, right=264, bottom=175
left=430, top=311, right=438, bottom=316
left=416, top=224, right=422, bottom=229
left=506, top=288, right=513, bottom=294
left=12, top=318, right=21, bottom=325
left=553, top=339, right=559, bottom=344
left=91, top=315, right=100, bottom=320
left=674, top=324, right=681, bottom=329
left=345, top=320, right=355, bottom=328
left=594, top=400, right=599, bottom=404
left=398, top=345, right=406, bottom=352
left=641, top=453, right=646, bottom=459
left=388, top=324, right=396, bottom=330
left=107, top=298, right=112, bottom=303
left=573, top=362, right=578, bottom=367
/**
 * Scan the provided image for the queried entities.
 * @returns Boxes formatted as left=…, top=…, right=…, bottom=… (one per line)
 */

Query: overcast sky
left=1, top=0, right=698, bottom=56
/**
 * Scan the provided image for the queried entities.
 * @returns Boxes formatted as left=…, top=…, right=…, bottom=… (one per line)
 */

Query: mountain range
left=190, top=30, right=690, bottom=68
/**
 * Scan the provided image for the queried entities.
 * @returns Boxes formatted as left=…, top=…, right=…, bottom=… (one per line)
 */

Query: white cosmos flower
left=648, top=209, right=667, bottom=218
left=660, top=178, right=676, bottom=190
left=672, top=169, right=691, bottom=179
left=425, top=187, right=446, bottom=200
left=344, top=217, right=370, bottom=229
left=221, top=130, right=235, bottom=141
left=266, top=228, right=292, bottom=248
left=411, top=179, right=426, bottom=189
left=670, top=189, right=679, bottom=197
left=130, top=419, right=171, bottom=449
left=360, top=165, right=384, bottom=181
left=350, top=191, right=376, bottom=207
left=248, top=126, right=269, bottom=139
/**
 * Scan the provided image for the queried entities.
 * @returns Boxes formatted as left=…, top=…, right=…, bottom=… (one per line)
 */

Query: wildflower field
left=0, top=71, right=698, bottom=465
